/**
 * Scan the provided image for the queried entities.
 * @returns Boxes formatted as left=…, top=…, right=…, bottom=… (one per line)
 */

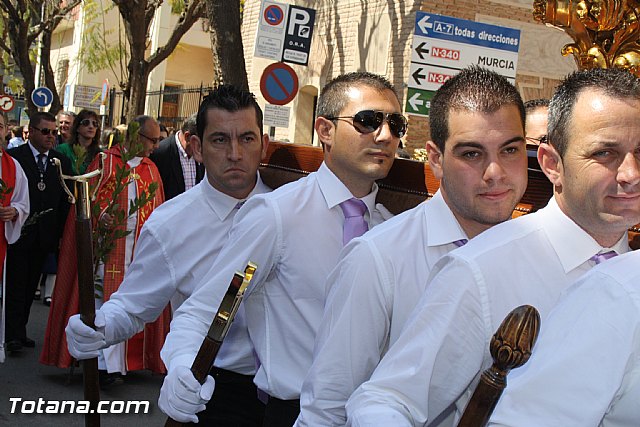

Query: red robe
left=0, top=150, right=16, bottom=277
left=40, top=146, right=169, bottom=373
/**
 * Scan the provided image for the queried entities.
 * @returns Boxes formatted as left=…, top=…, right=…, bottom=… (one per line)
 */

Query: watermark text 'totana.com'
left=9, top=397, right=150, bottom=414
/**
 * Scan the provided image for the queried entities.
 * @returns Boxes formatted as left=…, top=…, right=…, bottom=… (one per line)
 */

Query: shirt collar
left=424, top=190, right=468, bottom=247
left=316, top=162, right=379, bottom=217
left=203, top=172, right=267, bottom=221
left=28, top=141, right=49, bottom=159
left=175, top=132, right=189, bottom=159
left=543, top=196, right=630, bottom=272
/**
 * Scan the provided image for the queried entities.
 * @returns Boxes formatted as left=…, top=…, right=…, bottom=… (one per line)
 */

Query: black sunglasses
left=325, top=110, right=408, bottom=138
left=31, top=126, right=57, bottom=136
left=80, top=119, right=99, bottom=127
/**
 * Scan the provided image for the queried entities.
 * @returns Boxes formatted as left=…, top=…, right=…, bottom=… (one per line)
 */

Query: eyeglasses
left=30, top=126, right=57, bottom=136
left=80, top=119, right=99, bottom=127
left=526, top=135, right=547, bottom=145
left=324, top=110, right=408, bottom=138
left=138, top=132, right=161, bottom=145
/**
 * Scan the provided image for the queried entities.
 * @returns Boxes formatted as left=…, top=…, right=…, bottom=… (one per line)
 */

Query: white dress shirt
left=161, top=162, right=390, bottom=399
left=346, top=197, right=629, bottom=426
left=296, top=190, right=466, bottom=426
left=489, top=250, right=640, bottom=427
left=100, top=174, right=270, bottom=374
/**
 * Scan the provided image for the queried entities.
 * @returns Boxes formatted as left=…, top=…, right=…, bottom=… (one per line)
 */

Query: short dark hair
left=524, top=98, right=550, bottom=113
left=429, top=66, right=525, bottom=152
left=549, top=68, right=640, bottom=158
left=181, top=113, right=197, bottom=135
left=29, top=112, right=56, bottom=129
left=317, top=72, right=398, bottom=119
left=196, top=85, right=263, bottom=141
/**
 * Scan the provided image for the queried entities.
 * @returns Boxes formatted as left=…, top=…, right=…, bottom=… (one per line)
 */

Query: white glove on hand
left=65, top=311, right=107, bottom=359
left=158, top=365, right=215, bottom=423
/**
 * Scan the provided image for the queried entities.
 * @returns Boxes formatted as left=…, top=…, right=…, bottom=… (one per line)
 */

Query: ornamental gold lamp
left=533, top=0, right=640, bottom=75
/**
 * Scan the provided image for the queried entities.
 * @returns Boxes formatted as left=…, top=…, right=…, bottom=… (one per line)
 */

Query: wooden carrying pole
left=165, top=262, right=257, bottom=427
left=457, top=305, right=540, bottom=427
left=53, top=155, right=106, bottom=427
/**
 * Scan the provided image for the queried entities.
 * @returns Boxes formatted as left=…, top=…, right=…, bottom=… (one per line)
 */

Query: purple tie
left=590, top=250, right=618, bottom=265
left=340, top=198, right=368, bottom=245
left=453, top=239, right=468, bottom=247
left=234, top=200, right=246, bottom=210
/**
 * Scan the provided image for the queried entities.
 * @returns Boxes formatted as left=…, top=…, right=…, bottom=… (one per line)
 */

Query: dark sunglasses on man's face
left=31, top=126, right=57, bottom=136
left=325, top=110, right=408, bottom=138
left=80, top=119, right=99, bottom=127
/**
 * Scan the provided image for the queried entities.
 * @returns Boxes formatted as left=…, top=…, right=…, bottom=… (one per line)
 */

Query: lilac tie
left=234, top=200, right=246, bottom=210
left=340, top=198, right=368, bottom=245
left=453, top=239, right=468, bottom=247
left=590, top=250, right=618, bottom=265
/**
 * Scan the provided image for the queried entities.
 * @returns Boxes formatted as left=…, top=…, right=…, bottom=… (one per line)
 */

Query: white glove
left=158, top=365, right=215, bottom=423
left=65, top=311, right=107, bottom=359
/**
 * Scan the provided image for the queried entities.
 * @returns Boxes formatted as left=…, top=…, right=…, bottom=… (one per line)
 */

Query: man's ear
left=260, top=133, right=269, bottom=160
left=190, top=134, right=203, bottom=164
left=425, top=140, right=444, bottom=181
left=538, top=142, right=563, bottom=187
left=315, top=117, right=335, bottom=150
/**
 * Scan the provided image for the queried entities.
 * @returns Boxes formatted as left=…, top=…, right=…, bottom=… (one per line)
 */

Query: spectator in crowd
left=524, top=98, right=549, bottom=145
left=55, top=111, right=75, bottom=147
left=150, top=113, right=204, bottom=200
left=56, top=109, right=102, bottom=175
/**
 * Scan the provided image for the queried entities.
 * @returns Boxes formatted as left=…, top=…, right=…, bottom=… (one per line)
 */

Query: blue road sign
left=260, top=62, right=299, bottom=106
left=31, top=87, right=54, bottom=108
left=414, top=12, right=520, bottom=53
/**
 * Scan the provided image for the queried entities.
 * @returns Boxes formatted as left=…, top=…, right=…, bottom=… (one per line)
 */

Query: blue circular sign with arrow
left=31, top=87, right=54, bottom=108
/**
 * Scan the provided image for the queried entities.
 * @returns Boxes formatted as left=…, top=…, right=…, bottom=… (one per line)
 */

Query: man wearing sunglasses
left=346, top=69, right=640, bottom=426
left=5, top=112, right=72, bottom=354
left=158, top=72, right=402, bottom=426
left=295, top=66, right=528, bottom=427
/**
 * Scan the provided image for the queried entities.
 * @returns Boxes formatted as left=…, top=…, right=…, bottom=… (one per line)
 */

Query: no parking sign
left=260, top=62, right=299, bottom=106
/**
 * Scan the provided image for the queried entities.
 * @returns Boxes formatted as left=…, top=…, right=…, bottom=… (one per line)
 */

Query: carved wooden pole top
left=490, top=304, right=540, bottom=372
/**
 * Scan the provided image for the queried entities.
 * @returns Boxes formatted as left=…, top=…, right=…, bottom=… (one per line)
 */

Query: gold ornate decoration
left=533, top=0, right=640, bottom=76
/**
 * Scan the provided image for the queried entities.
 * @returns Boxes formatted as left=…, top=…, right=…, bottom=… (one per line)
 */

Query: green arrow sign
left=405, top=88, right=436, bottom=116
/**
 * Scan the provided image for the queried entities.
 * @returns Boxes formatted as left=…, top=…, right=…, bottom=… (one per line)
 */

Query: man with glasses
left=86, top=115, right=165, bottom=380
left=295, top=66, right=529, bottom=426
left=5, top=112, right=72, bottom=354
left=346, top=68, right=640, bottom=426
left=158, top=72, right=403, bottom=426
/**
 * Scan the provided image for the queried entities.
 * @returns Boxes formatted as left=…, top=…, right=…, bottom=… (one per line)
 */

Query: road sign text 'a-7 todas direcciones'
left=406, top=12, right=521, bottom=117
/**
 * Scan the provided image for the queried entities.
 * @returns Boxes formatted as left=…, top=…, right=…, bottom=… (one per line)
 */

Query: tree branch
left=147, top=0, right=206, bottom=70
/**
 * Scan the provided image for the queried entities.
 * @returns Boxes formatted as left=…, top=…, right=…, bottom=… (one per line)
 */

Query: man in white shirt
left=158, top=72, right=406, bottom=426
left=295, top=66, right=529, bottom=426
left=64, top=85, right=271, bottom=425
left=346, top=68, right=640, bottom=426
left=488, top=249, right=640, bottom=427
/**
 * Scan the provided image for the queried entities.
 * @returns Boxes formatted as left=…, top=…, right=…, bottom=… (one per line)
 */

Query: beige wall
left=49, top=0, right=214, bottom=116
left=242, top=0, right=576, bottom=155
